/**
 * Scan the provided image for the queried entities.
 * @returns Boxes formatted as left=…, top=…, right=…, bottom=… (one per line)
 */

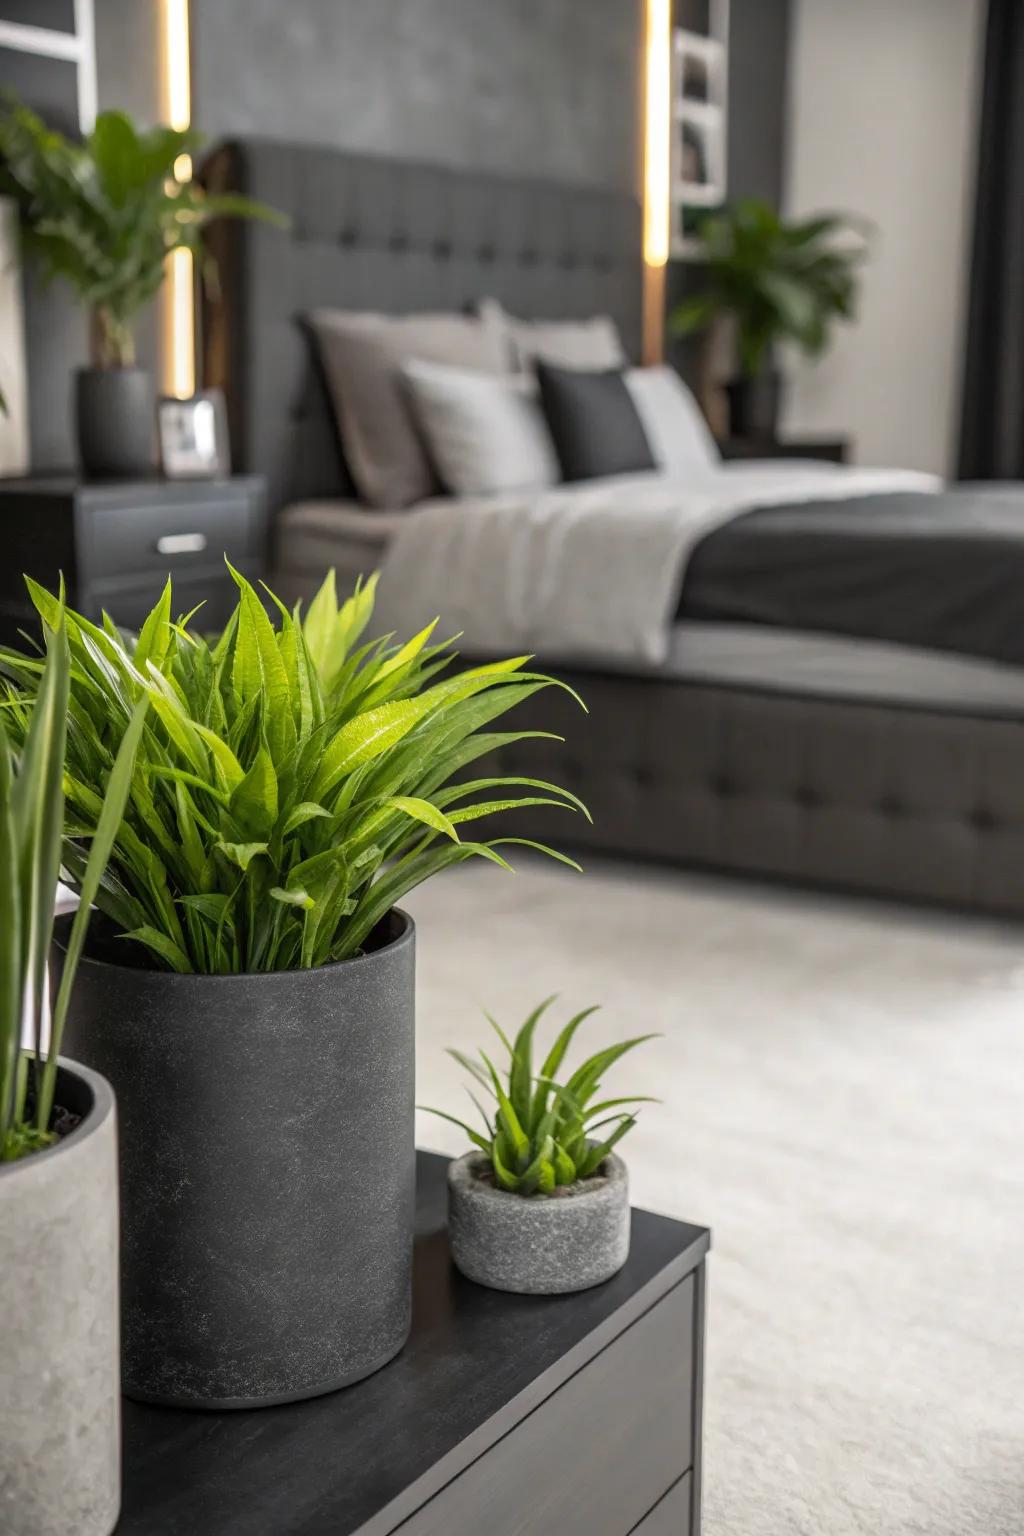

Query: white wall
left=782, top=0, right=986, bottom=475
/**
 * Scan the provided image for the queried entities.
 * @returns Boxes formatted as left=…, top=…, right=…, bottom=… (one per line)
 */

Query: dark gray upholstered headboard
left=201, top=138, right=643, bottom=514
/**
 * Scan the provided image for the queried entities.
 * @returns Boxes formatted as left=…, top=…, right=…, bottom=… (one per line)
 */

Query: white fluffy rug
left=406, top=857, right=1024, bottom=1536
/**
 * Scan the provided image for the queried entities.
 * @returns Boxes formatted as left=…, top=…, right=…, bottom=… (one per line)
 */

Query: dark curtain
left=959, top=0, right=1024, bottom=478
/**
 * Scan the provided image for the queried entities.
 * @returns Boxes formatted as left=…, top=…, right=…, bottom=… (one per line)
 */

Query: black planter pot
left=58, top=909, right=416, bottom=1409
left=725, top=371, right=781, bottom=439
left=75, top=366, right=155, bottom=478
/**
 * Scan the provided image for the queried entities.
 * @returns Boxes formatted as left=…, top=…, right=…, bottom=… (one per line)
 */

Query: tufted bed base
left=478, top=669, right=1024, bottom=919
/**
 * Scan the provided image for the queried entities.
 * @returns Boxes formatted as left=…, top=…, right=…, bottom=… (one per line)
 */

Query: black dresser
left=118, top=1151, right=710, bottom=1536
left=0, top=475, right=267, bottom=643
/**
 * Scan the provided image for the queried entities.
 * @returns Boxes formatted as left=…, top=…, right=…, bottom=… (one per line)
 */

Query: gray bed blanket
left=372, top=464, right=938, bottom=666
left=679, top=485, right=1024, bottom=667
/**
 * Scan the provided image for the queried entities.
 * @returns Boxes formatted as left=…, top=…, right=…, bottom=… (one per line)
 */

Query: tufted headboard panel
left=201, top=138, right=643, bottom=514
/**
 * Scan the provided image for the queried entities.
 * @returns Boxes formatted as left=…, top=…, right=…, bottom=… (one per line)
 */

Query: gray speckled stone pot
left=0, top=1059, right=120, bottom=1536
left=447, top=1152, right=630, bottom=1294
left=58, top=909, right=415, bottom=1409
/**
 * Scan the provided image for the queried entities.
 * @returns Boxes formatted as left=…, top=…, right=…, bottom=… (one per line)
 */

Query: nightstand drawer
left=85, top=572, right=244, bottom=634
left=401, top=1276, right=694, bottom=1536
left=84, top=494, right=260, bottom=583
left=0, top=475, right=269, bottom=651
left=633, top=1473, right=692, bottom=1534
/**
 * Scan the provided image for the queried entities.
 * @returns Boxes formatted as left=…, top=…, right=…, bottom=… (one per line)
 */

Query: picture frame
left=158, top=389, right=231, bottom=479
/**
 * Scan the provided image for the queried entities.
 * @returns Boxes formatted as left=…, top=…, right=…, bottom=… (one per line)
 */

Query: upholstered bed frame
left=203, top=137, right=1024, bottom=920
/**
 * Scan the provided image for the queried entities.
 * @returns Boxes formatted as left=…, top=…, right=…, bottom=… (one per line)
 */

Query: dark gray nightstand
left=118, top=1151, right=710, bottom=1536
left=0, top=474, right=267, bottom=644
left=717, top=435, right=849, bottom=463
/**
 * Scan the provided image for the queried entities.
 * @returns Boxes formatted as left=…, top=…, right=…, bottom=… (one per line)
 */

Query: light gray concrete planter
left=447, top=1151, right=631, bottom=1294
left=0, top=1059, right=120, bottom=1536
left=59, top=909, right=415, bottom=1409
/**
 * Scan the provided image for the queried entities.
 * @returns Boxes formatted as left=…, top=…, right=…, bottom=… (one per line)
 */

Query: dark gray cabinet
left=716, top=435, right=849, bottom=462
left=0, top=475, right=267, bottom=642
left=118, top=1151, right=710, bottom=1535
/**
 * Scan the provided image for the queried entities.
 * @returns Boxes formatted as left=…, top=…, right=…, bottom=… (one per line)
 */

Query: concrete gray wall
left=727, top=0, right=791, bottom=206
left=190, top=0, right=643, bottom=195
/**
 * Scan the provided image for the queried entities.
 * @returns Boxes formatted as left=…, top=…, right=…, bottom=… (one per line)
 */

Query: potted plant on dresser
left=0, top=567, right=585, bottom=1408
left=669, top=198, right=869, bottom=439
left=425, top=998, right=657, bottom=1294
left=0, top=607, right=147, bottom=1536
left=0, top=100, right=282, bottom=477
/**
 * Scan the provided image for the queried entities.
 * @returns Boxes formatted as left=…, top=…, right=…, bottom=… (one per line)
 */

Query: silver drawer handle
left=156, top=532, right=207, bottom=556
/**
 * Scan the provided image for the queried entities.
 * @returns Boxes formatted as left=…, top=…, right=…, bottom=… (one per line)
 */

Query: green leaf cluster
left=0, top=99, right=285, bottom=366
left=0, top=567, right=586, bottom=976
left=423, top=998, right=656, bottom=1197
left=0, top=599, right=146, bottom=1162
left=669, top=199, right=871, bottom=377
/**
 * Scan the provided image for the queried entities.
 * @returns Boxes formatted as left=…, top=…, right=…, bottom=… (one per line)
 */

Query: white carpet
left=405, top=857, right=1024, bottom=1536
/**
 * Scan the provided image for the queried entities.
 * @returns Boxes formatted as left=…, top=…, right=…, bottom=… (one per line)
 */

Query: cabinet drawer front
left=84, top=574, right=243, bottom=636
left=403, top=1276, right=694, bottom=1536
left=632, top=1473, right=692, bottom=1535
left=85, top=496, right=259, bottom=583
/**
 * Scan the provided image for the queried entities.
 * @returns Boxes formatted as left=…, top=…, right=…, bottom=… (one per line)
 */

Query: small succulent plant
left=424, top=998, right=657, bottom=1196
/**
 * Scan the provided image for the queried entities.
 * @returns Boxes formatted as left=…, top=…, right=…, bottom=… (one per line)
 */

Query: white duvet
left=373, top=461, right=940, bottom=668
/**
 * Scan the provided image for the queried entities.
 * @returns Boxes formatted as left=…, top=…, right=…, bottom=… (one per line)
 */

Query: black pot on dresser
left=57, top=909, right=417, bottom=1409
left=725, top=370, right=781, bottom=439
left=75, top=366, right=156, bottom=478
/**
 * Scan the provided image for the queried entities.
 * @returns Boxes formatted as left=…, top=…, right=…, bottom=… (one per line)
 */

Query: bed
left=202, top=137, right=1024, bottom=919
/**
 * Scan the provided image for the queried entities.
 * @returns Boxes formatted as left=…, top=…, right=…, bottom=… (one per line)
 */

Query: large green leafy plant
left=0, top=569, right=586, bottom=975
left=0, top=605, right=146, bottom=1162
left=0, top=99, right=282, bottom=367
left=424, top=998, right=656, bottom=1196
left=670, top=199, right=870, bottom=377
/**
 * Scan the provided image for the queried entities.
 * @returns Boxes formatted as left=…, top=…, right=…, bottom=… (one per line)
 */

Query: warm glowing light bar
left=168, top=247, right=195, bottom=399
left=165, top=0, right=190, bottom=130
left=643, top=0, right=671, bottom=268
left=162, top=0, right=194, bottom=398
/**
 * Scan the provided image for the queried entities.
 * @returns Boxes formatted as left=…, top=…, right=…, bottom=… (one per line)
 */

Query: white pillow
left=624, top=366, right=720, bottom=475
left=479, top=297, right=625, bottom=372
left=402, top=358, right=560, bottom=497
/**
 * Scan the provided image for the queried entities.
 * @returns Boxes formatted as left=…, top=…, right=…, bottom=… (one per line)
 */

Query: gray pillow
left=479, top=298, right=625, bottom=372
left=536, top=362, right=656, bottom=482
left=402, top=359, right=559, bottom=497
left=310, top=309, right=506, bottom=509
left=624, top=366, right=720, bottom=475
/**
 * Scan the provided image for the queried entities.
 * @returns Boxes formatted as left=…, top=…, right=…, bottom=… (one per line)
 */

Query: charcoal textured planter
left=75, top=365, right=155, bottom=477
left=0, top=1059, right=120, bottom=1536
left=725, top=370, right=781, bottom=439
left=447, top=1151, right=631, bottom=1295
left=58, top=908, right=415, bottom=1409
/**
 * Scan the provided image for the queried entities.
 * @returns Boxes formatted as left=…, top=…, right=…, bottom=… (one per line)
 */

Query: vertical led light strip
left=162, top=0, right=194, bottom=398
left=643, top=0, right=671, bottom=268
left=642, top=0, right=671, bottom=363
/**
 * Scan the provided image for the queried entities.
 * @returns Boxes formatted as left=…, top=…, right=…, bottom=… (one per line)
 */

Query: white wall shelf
left=670, top=0, right=730, bottom=260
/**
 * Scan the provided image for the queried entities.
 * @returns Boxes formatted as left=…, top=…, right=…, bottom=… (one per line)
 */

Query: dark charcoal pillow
left=536, top=361, right=657, bottom=482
